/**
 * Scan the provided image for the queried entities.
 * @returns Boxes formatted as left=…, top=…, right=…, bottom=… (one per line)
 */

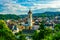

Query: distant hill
left=0, top=14, right=20, bottom=20
left=0, top=12, right=60, bottom=20
left=19, top=12, right=60, bottom=18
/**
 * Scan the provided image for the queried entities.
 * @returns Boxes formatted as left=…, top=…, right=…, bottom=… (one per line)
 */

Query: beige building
left=28, top=10, right=33, bottom=29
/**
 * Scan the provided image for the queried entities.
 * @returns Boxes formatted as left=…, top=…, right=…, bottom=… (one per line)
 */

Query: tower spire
left=28, top=9, right=32, bottom=14
left=28, top=9, right=33, bottom=29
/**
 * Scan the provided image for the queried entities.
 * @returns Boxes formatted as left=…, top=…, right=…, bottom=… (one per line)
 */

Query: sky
left=0, top=0, right=60, bottom=15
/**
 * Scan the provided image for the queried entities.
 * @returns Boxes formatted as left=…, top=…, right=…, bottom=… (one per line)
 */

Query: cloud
left=31, top=1, right=60, bottom=10
left=29, top=0, right=60, bottom=13
left=0, top=0, right=60, bottom=15
left=0, top=0, right=29, bottom=15
left=2, top=3, right=28, bottom=15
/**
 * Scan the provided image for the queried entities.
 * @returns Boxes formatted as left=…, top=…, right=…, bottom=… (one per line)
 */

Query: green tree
left=33, top=21, right=45, bottom=40
left=32, top=30, right=39, bottom=40
left=53, top=31, right=60, bottom=40
left=54, top=24, right=60, bottom=31
left=19, top=34, right=26, bottom=40
left=32, top=21, right=53, bottom=40
left=0, top=20, right=16, bottom=40
left=15, top=31, right=26, bottom=40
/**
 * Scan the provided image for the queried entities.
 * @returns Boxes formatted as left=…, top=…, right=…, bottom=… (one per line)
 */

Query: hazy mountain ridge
left=0, top=12, right=60, bottom=19
left=19, top=12, right=60, bottom=18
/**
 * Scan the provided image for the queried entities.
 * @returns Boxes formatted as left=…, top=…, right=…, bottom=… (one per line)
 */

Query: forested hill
left=19, top=12, right=60, bottom=18
left=0, top=12, right=60, bottom=20
left=0, top=14, right=20, bottom=20
left=33, top=12, right=60, bottom=17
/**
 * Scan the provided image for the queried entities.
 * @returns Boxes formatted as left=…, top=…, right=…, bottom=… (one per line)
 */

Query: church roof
left=28, top=10, right=32, bottom=14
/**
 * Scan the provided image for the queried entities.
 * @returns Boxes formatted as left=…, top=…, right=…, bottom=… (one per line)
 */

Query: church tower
left=28, top=10, right=33, bottom=29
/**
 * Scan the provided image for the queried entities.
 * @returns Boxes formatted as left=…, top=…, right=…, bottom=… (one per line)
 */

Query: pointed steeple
left=28, top=9, right=32, bottom=14
left=28, top=9, right=33, bottom=29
